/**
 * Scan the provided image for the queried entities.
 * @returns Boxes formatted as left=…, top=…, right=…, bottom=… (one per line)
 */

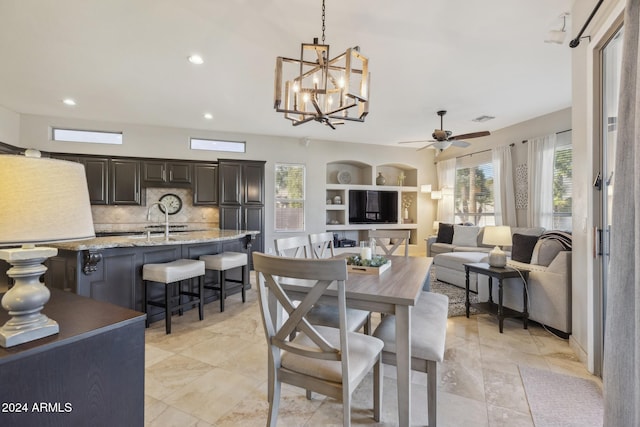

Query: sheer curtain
left=492, top=145, right=517, bottom=226
left=526, top=134, right=556, bottom=229
left=436, top=157, right=456, bottom=222
left=604, top=1, right=640, bottom=425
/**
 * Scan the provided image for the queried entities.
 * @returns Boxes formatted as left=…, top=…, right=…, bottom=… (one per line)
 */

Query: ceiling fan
left=398, top=110, right=490, bottom=151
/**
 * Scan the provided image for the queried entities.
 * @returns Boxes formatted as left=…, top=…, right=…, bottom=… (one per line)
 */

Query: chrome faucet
left=147, top=201, right=170, bottom=241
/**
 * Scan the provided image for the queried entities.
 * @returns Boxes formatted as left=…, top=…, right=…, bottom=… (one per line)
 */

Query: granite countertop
left=52, top=229, right=260, bottom=251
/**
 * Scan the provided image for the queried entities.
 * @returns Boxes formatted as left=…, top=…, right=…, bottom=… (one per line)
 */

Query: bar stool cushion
left=200, top=252, right=247, bottom=271
left=143, top=259, right=205, bottom=284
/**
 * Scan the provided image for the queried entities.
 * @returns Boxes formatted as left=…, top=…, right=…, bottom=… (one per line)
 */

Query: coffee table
left=464, top=262, right=529, bottom=333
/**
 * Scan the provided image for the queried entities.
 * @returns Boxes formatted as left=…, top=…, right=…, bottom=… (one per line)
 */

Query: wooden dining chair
left=369, top=229, right=411, bottom=257
left=253, top=252, right=383, bottom=427
left=274, top=235, right=310, bottom=258
left=308, top=231, right=336, bottom=259
left=308, top=232, right=372, bottom=334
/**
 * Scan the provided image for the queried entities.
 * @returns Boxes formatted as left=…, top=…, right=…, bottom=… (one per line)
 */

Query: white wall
left=17, top=113, right=437, bottom=255
left=0, top=105, right=20, bottom=146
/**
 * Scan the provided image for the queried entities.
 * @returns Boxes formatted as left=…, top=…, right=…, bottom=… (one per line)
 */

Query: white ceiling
left=0, top=0, right=574, bottom=147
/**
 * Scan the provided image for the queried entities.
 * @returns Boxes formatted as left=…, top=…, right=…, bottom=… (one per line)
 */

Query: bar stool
left=142, top=259, right=206, bottom=334
left=199, top=252, right=248, bottom=312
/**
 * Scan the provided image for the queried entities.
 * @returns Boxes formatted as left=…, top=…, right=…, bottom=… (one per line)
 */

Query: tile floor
left=144, top=285, right=600, bottom=426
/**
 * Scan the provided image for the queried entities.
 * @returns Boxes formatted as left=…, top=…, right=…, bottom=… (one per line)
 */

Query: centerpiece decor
left=346, top=254, right=391, bottom=275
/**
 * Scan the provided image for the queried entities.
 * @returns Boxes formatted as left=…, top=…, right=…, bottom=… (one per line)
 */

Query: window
left=454, top=151, right=495, bottom=226
left=52, top=128, right=123, bottom=144
left=275, top=163, right=305, bottom=232
left=190, top=138, right=245, bottom=153
left=552, top=132, right=572, bottom=230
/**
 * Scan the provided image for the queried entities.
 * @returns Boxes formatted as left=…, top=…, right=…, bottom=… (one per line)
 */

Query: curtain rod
left=521, top=128, right=572, bottom=143
left=453, top=142, right=516, bottom=160
left=435, top=128, right=572, bottom=163
left=570, top=0, right=604, bottom=48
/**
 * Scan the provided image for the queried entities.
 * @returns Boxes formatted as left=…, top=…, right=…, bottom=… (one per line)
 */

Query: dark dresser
left=0, top=289, right=145, bottom=427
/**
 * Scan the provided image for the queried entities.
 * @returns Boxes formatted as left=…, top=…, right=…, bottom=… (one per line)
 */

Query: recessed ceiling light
left=472, top=115, right=495, bottom=123
left=188, top=54, right=204, bottom=65
left=203, top=113, right=213, bottom=120
left=62, top=98, right=76, bottom=106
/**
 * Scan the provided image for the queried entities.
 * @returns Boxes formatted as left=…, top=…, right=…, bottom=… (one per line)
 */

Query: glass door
left=596, top=25, right=623, bottom=377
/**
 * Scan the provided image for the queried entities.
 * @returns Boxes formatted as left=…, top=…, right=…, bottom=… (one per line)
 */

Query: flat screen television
left=348, top=190, right=398, bottom=224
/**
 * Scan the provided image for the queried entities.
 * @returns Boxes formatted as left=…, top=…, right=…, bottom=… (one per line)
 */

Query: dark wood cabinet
left=111, top=159, right=141, bottom=205
left=218, top=159, right=265, bottom=259
left=142, top=160, right=192, bottom=186
left=244, top=162, right=265, bottom=205
left=83, top=157, right=109, bottom=205
left=51, top=155, right=109, bottom=205
left=0, top=290, right=145, bottom=427
left=218, top=161, right=243, bottom=205
left=193, top=163, right=218, bottom=205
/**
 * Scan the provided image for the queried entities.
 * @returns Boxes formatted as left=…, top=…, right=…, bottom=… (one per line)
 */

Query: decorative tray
left=346, top=255, right=391, bottom=275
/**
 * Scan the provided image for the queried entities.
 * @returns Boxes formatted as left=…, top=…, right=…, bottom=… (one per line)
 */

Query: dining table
left=274, top=254, right=433, bottom=427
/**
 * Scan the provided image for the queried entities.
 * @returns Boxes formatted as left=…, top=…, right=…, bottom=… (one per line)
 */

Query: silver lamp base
left=0, top=247, right=59, bottom=348
left=488, top=246, right=507, bottom=268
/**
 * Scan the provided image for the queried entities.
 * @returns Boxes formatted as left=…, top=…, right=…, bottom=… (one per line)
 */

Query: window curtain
left=526, top=133, right=556, bottom=229
left=492, top=145, right=517, bottom=226
left=604, top=1, right=640, bottom=425
left=436, top=157, right=456, bottom=222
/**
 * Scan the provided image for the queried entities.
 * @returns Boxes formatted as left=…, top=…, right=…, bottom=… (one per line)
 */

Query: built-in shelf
left=325, top=160, right=421, bottom=243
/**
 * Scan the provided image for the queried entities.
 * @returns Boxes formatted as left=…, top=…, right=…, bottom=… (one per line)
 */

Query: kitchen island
left=44, top=229, right=258, bottom=322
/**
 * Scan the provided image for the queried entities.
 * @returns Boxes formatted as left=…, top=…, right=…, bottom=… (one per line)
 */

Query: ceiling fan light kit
left=398, top=110, right=490, bottom=152
left=273, top=0, right=370, bottom=129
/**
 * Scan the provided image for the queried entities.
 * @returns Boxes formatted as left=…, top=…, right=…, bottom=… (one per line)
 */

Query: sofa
left=427, top=224, right=572, bottom=337
left=427, top=224, right=545, bottom=291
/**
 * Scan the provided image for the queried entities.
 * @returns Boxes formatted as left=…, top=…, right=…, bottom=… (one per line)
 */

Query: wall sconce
left=431, top=190, right=442, bottom=200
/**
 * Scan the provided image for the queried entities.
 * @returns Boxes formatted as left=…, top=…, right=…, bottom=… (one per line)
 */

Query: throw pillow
left=452, top=225, right=480, bottom=247
left=530, top=238, right=564, bottom=266
left=436, top=223, right=454, bottom=243
left=511, top=233, right=539, bottom=263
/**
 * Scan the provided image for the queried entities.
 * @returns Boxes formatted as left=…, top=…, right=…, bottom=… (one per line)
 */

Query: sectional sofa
left=427, top=224, right=572, bottom=337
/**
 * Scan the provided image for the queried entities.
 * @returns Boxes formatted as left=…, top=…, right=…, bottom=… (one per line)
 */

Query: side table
left=464, top=262, right=529, bottom=333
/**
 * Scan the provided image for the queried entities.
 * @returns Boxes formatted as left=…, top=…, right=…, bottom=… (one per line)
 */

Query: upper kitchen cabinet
left=193, top=163, right=218, bottom=205
left=218, top=161, right=243, bottom=205
left=83, top=158, right=110, bottom=205
left=111, top=159, right=141, bottom=205
left=218, top=160, right=265, bottom=206
left=142, top=161, right=192, bottom=186
left=243, top=162, right=265, bottom=205
left=51, top=155, right=109, bottom=205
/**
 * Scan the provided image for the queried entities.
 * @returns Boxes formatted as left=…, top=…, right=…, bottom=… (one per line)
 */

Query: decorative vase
left=376, top=172, right=386, bottom=185
left=404, top=207, right=409, bottom=220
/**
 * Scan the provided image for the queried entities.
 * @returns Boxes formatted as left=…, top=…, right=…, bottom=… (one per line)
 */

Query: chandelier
left=274, top=0, right=370, bottom=129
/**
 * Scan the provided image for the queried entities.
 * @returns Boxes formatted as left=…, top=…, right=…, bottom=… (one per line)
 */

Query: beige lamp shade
left=482, top=226, right=512, bottom=247
left=0, top=155, right=95, bottom=246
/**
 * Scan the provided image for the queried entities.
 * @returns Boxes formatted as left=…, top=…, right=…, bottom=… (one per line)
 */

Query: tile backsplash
left=91, top=187, right=218, bottom=230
